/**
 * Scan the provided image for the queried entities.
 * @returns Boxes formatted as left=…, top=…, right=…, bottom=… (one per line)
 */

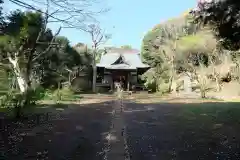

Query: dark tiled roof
left=96, top=52, right=149, bottom=69
left=105, top=47, right=139, bottom=54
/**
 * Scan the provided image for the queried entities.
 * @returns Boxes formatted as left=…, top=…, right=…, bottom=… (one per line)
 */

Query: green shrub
left=43, top=89, right=54, bottom=100
left=52, top=87, right=74, bottom=103
left=158, top=82, right=170, bottom=94
left=144, top=81, right=157, bottom=92
left=0, top=85, right=47, bottom=118
left=0, top=94, right=11, bottom=108
left=26, top=85, right=46, bottom=105
left=0, top=89, right=21, bottom=108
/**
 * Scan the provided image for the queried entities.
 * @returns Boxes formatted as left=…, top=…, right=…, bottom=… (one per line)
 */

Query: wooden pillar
left=136, top=69, right=139, bottom=84
left=111, top=76, right=114, bottom=91
left=127, top=73, right=130, bottom=91
left=110, top=71, right=113, bottom=91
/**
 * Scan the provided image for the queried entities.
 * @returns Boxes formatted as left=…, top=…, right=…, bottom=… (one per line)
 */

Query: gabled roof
left=96, top=52, right=149, bottom=69
left=111, top=54, right=128, bottom=65
left=105, top=47, right=139, bottom=54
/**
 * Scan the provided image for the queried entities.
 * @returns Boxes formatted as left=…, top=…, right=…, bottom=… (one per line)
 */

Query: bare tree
left=208, top=50, right=222, bottom=92
left=87, top=24, right=110, bottom=92
left=159, top=24, right=185, bottom=94
left=159, top=40, right=177, bottom=94
left=9, top=0, right=108, bottom=31
left=185, top=55, right=212, bottom=98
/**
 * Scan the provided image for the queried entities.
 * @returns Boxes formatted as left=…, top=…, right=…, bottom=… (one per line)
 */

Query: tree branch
left=26, top=0, right=50, bottom=79
left=7, top=52, right=18, bottom=69
left=9, top=0, right=107, bottom=32
left=0, top=63, right=11, bottom=69
left=32, top=26, right=62, bottom=62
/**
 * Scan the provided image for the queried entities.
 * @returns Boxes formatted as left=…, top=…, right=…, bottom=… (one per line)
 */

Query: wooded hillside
left=140, top=4, right=240, bottom=98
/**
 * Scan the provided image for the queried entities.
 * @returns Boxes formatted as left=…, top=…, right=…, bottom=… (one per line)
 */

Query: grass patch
left=224, top=98, right=240, bottom=102
left=42, top=87, right=83, bottom=102
left=0, top=87, right=83, bottom=118
left=0, top=107, right=15, bottom=117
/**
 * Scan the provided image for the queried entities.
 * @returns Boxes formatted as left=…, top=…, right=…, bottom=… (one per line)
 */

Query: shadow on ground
left=1, top=101, right=114, bottom=160
left=124, top=101, right=240, bottom=160
left=2, top=99, right=240, bottom=160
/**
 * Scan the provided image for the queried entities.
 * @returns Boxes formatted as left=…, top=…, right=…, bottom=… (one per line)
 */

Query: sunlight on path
left=102, top=85, right=130, bottom=160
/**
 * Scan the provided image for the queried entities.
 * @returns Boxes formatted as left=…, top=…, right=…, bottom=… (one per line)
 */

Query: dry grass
left=39, top=93, right=115, bottom=105
left=126, top=92, right=222, bottom=104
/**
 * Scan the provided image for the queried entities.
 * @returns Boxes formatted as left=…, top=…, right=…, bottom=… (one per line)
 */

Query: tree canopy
left=140, top=11, right=222, bottom=95
left=192, top=0, right=240, bottom=50
left=0, top=9, right=93, bottom=90
left=141, top=13, right=201, bottom=65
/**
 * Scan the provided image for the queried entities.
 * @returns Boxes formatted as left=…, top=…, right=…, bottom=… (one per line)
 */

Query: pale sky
left=3, top=0, right=197, bottom=49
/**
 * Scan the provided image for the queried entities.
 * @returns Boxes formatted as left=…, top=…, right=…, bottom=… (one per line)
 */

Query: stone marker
left=183, top=72, right=192, bottom=94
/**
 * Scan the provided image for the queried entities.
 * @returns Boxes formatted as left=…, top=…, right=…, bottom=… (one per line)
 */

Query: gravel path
left=2, top=97, right=240, bottom=160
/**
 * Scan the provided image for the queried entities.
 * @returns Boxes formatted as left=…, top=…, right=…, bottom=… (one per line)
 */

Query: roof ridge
left=120, top=54, right=130, bottom=65
left=111, top=53, right=130, bottom=65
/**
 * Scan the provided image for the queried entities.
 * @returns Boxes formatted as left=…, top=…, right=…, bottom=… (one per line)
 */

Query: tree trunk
left=214, top=75, right=221, bottom=92
left=168, top=60, right=175, bottom=93
left=8, top=56, right=27, bottom=93
left=92, top=48, right=97, bottom=93
left=155, top=77, right=159, bottom=92
left=212, top=67, right=221, bottom=92
left=216, top=79, right=221, bottom=92
left=8, top=55, right=30, bottom=118
left=16, top=74, right=30, bottom=118
left=200, top=78, right=206, bottom=99
left=200, top=89, right=206, bottom=98
left=171, top=80, right=177, bottom=94
left=168, top=75, right=173, bottom=93
left=92, top=64, right=97, bottom=93
left=16, top=75, right=28, bottom=93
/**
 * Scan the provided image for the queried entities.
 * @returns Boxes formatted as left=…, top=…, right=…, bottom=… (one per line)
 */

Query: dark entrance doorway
left=111, top=70, right=129, bottom=90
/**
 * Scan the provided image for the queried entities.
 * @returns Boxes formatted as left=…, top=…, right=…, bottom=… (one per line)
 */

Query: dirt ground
left=1, top=96, right=115, bottom=160
left=124, top=101, right=240, bottom=159
left=1, top=93, right=240, bottom=159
